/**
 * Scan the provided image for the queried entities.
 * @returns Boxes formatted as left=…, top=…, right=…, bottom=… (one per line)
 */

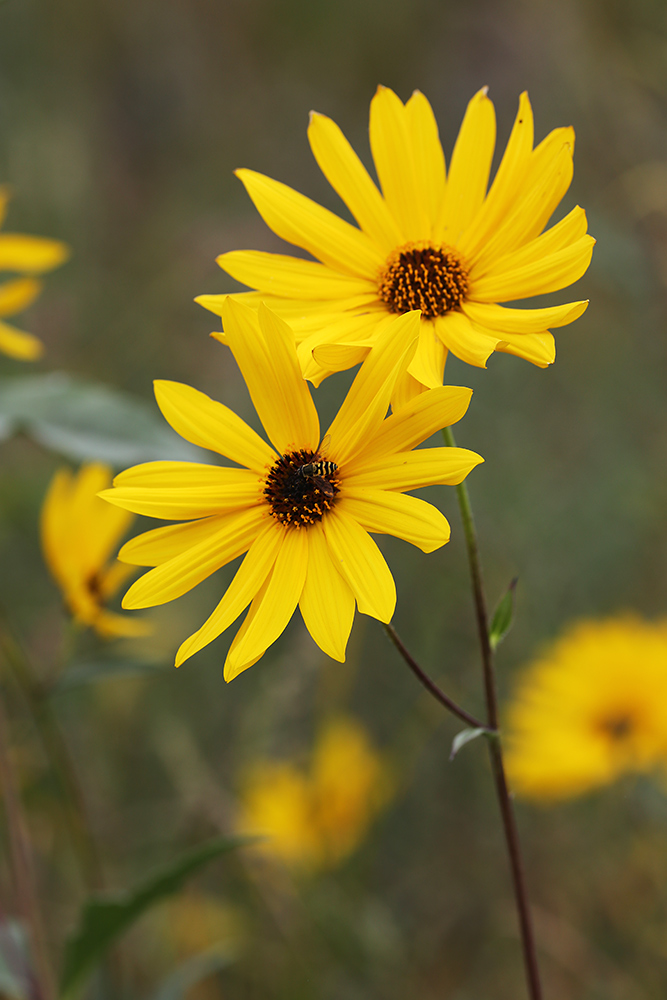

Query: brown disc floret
left=378, top=242, right=469, bottom=320
left=264, top=449, right=340, bottom=528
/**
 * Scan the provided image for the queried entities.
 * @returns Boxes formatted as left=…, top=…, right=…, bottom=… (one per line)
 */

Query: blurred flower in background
left=200, top=86, right=593, bottom=406
left=505, top=616, right=667, bottom=801
left=101, top=301, right=481, bottom=678
left=0, top=185, right=69, bottom=360
left=237, top=715, right=392, bottom=871
left=41, top=462, right=150, bottom=638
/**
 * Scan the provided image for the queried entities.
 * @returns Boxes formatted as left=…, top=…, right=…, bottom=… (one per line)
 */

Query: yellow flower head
left=99, top=300, right=482, bottom=679
left=198, top=87, right=594, bottom=407
left=505, top=616, right=667, bottom=802
left=0, top=186, right=69, bottom=361
left=41, top=463, right=150, bottom=638
left=237, top=715, right=392, bottom=871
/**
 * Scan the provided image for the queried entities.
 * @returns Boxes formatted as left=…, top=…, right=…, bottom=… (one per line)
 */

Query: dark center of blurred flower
left=597, top=712, right=634, bottom=742
left=264, top=449, right=340, bottom=528
left=378, top=242, right=469, bottom=320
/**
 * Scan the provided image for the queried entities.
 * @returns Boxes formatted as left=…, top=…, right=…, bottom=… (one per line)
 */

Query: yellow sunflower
left=198, top=86, right=594, bottom=407
left=41, top=463, right=150, bottom=638
left=237, top=715, right=392, bottom=871
left=99, top=300, right=482, bottom=680
left=505, top=616, right=667, bottom=802
left=0, top=185, right=69, bottom=360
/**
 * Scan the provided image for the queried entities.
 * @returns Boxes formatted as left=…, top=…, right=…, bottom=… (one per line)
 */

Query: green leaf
left=449, top=727, right=491, bottom=762
left=489, top=578, right=518, bottom=651
left=0, top=372, right=204, bottom=466
left=60, top=835, right=248, bottom=1000
left=150, top=947, right=235, bottom=1000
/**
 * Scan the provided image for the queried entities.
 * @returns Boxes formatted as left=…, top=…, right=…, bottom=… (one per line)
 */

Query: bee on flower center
left=264, top=449, right=340, bottom=528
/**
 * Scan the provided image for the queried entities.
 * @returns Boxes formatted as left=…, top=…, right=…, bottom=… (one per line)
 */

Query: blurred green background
left=2, top=0, right=667, bottom=997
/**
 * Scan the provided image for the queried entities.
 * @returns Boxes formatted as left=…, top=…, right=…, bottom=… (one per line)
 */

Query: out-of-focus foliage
left=2, top=0, right=667, bottom=998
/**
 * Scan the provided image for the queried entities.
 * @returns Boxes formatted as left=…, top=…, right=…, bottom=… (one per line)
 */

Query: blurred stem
left=442, top=425, right=543, bottom=1000
left=0, top=684, right=56, bottom=1000
left=0, top=620, right=104, bottom=893
left=382, top=622, right=486, bottom=729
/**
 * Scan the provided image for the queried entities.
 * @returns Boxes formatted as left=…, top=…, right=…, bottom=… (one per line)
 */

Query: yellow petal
left=434, top=88, right=496, bottom=243
left=406, top=320, right=447, bottom=388
left=519, top=126, right=576, bottom=243
left=299, top=522, right=355, bottom=662
left=323, top=508, right=395, bottom=622
left=235, top=169, right=384, bottom=279
left=356, top=385, right=473, bottom=463
left=298, top=308, right=386, bottom=377
left=405, top=90, right=446, bottom=229
left=224, top=525, right=308, bottom=680
left=312, top=342, right=371, bottom=372
left=122, top=506, right=265, bottom=609
left=326, top=311, right=419, bottom=466
left=458, top=91, right=534, bottom=260
left=221, top=298, right=320, bottom=453
left=154, top=380, right=275, bottom=474
left=99, top=480, right=262, bottom=520
left=344, top=446, right=483, bottom=491
left=390, top=369, right=429, bottom=412
left=97, top=561, right=134, bottom=599
left=470, top=137, right=574, bottom=271
left=113, top=461, right=254, bottom=488
left=176, top=519, right=284, bottom=667
left=0, top=319, right=43, bottom=360
left=0, top=234, right=70, bottom=273
left=470, top=235, right=595, bottom=302
left=119, top=516, right=231, bottom=566
left=0, top=277, right=42, bottom=317
left=93, top=608, right=152, bottom=639
left=369, top=85, right=429, bottom=241
left=307, top=110, right=403, bottom=253
left=217, top=250, right=375, bottom=299
left=435, top=312, right=499, bottom=368
left=462, top=299, right=588, bottom=334
left=41, top=467, right=74, bottom=584
left=496, top=331, right=556, bottom=367
left=338, top=490, right=450, bottom=553
left=472, top=205, right=588, bottom=280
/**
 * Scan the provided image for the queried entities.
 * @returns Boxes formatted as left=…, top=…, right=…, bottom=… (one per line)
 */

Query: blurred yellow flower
left=100, top=300, right=482, bottom=679
left=237, top=716, right=392, bottom=871
left=505, top=616, right=667, bottom=801
left=199, top=87, right=593, bottom=406
left=0, top=185, right=69, bottom=360
left=41, top=463, right=149, bottom=638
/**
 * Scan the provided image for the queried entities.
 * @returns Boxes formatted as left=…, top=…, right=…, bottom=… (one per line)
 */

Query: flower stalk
left=443, top=425, right=543, bottom=1000
left=0, top=683, right=56, bottom=1000
left=382, top=621, right=486, bottom=730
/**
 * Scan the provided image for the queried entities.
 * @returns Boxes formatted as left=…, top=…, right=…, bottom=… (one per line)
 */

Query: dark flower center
left=264, top=449, right=339, bottom=528
left=378, top=242, right=469, bottom=320
left=597, top=712, right=634, bottom=742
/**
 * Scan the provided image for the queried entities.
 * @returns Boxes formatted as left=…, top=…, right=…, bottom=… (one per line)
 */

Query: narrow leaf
left=449, top=727, right=490, bottom=761
left=60, top=836, right=248, bottom=1000
left=489, top=577, right=518, bottom=651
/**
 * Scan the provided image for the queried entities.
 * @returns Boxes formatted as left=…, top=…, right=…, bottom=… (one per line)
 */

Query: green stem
left=443, top=425, right=543, bottom=1000
left=0, top=623, right=104, bottom=894
left=383, top=622, right=487, bottom=730
left=0, top=684, right=56, bottom=1000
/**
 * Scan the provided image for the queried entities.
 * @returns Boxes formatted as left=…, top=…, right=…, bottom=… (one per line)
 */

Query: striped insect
left=297, top=437, right=338, bottom=498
